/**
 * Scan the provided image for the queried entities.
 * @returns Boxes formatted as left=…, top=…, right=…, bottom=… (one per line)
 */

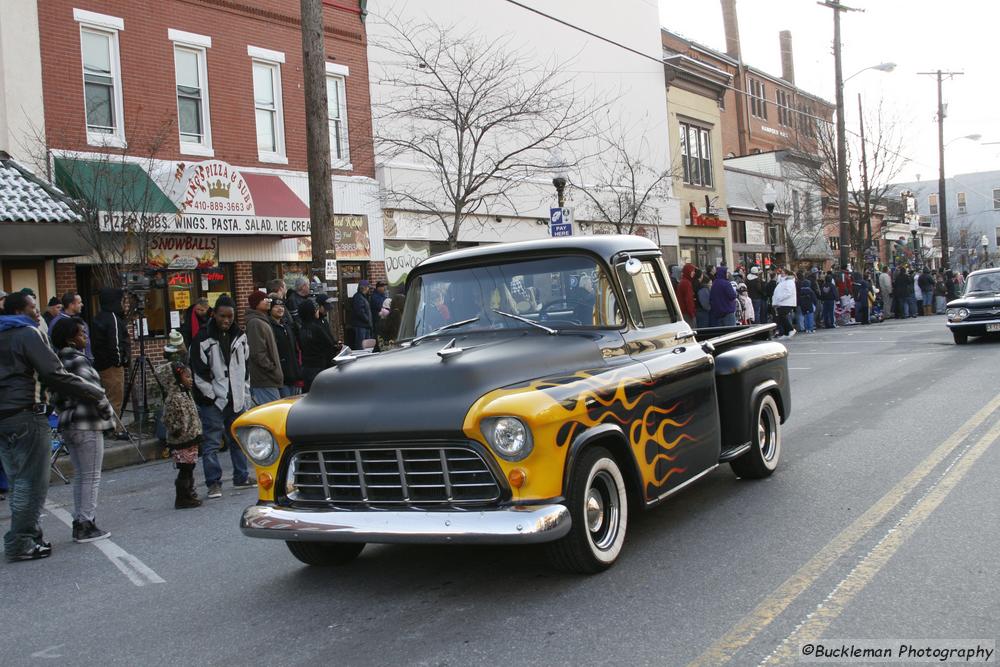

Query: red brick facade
left=55, top=262, right=77, bottom=297
left=662, top=30, right=833, bottom=159
left=38, top=0, right=374, bottom=179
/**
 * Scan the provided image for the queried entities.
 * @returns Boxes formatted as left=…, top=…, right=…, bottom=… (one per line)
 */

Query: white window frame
left=928, top=193, right=939, bottom=216
left=249, top=47, right=287, bottom=164
left=993, top=188, right=1000, bottom=210
left=170, top=30, right=213, bottom=157
left=75, top=10, right=126, bottom=148
left=957, top=191, right=967, bottom=214
left=325, top=62, right=351, bottom=170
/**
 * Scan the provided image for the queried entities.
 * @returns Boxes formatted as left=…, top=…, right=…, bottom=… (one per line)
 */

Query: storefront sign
left=746, top=220, right=766, bottom=245
left=172, top=291, right=191, bottom=310
left=102, top=212, right=311, bottom=236
left=148, top=235, right=219, bottom=269
left=689, top=203, right=726, bottom=228
left=325, top=259, right=338, bottom=282
left=333, top=215, right=371, bottom=260
left=384, top=240, right=430, bottom=287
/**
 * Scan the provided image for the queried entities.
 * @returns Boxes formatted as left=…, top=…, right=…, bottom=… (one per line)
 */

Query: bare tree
left=370, top=18, right=595, bottom=248
left=31, top=118, right=175, bottom=288
left=569, top=121, right=672, bottom=236
left=794, top=100, right=907, bottom=264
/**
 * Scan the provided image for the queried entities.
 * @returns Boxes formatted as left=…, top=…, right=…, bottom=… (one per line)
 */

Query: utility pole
left=918, top=69, right=963, bottom=271
left=300, top=0, right=339, bottom=330
left=857, top=93, right=871, bottom=258
left=819, top=0, right=861, bottom=271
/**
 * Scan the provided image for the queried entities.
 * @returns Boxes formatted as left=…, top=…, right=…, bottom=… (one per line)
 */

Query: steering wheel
left=540, top=299, right=584, bottom=324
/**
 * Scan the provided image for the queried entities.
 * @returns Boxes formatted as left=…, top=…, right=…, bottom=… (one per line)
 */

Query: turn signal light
left=508, top=468, right=527, bottom=488
left=258, top=471, right=274, bottom=491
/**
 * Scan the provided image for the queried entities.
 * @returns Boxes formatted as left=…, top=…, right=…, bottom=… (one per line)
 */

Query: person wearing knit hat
left=42, top=297, right=62, bottom=327
left=245, top=290, right=283, bottom=409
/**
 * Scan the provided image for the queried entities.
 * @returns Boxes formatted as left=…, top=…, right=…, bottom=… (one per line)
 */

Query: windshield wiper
left=492, top=309, right=558, bottom=335
left=411, top=316, right=480, bottom=345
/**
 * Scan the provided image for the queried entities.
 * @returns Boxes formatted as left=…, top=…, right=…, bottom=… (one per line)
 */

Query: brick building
left=1, top=0, right=381, bottom=364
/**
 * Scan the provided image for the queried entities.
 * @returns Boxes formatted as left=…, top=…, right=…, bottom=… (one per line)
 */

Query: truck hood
left=285, top=331, right=618, bottom=442
left=947, top=293, right=1000, bottom=309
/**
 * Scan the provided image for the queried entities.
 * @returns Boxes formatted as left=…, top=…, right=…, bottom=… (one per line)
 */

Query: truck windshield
left=399, top=255, right=624, bottom=340
left=965, top=271, right=1000, bottom=294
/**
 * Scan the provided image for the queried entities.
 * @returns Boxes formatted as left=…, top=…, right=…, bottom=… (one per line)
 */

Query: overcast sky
left=659, top=0, right=998, bottom=183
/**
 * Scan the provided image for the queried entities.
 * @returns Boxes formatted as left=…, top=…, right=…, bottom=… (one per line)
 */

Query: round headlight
left=239, top=426, right=276, bottom=465
left=483, top=417, right=533, bottom=461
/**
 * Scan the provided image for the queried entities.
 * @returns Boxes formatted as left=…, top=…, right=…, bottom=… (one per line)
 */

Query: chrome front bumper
left=946, top=318, right=1000, bottom=329
left=240, top=503, right=571, bottom=545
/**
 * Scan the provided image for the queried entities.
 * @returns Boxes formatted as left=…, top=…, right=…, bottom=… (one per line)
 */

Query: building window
left=171, top=35, right=212, bottom=155
left=748, top=78, right=767, bottom=119
left=993, top=188, right=1000, bottom=209
left=797, top=103, right=815, bottom=138
left=326, top=65, right=350, bottom=167
left=776, top=90, right=792, bottom=127
left=249, top=46, right=286, bottom=164
left=829, top=236, right=840, bottom=251
left=957, top=191, right=967, bottom=214
left=679, top=121, right=712, bottom=188
left=76, top=12, right=125, bottom=147
left=929, top=194, right=939, bottom=216
left=732, top=220, right=747, bottom=243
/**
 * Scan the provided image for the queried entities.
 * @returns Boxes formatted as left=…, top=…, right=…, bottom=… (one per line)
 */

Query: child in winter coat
left=737, top=284, right=755, bottom=324
left=160, top=359, right=203, bottom=509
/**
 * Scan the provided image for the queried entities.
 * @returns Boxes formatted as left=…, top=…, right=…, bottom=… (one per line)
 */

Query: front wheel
left=730, top=394, right=781, bottom=479
left=952, top=331, right=968, bottom=345
left=286, top=541, right=365, bottom=566
left=545, top=447, right=628, bottom=574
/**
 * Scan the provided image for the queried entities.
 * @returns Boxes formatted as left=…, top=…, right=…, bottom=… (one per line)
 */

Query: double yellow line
left=690, top=393, right=1000, bottom=667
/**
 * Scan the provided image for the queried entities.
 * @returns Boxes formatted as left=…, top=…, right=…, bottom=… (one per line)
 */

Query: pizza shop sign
left=147, top=235, right=219, bottom=270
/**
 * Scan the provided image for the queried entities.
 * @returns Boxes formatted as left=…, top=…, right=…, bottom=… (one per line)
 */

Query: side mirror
left=624, top=257, right=642, bottom=276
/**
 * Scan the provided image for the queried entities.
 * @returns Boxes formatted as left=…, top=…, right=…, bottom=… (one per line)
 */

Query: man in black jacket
left=348, top=280, right=373, bottom=350
left=91, top=288, right=130, bottom=420
left=918, top=269, right=935, bottom=316
left=0, top=293, right=106, bottom=562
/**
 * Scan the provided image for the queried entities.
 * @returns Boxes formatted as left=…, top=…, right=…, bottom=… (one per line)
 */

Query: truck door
left=616, top=255, right=721, bottom=503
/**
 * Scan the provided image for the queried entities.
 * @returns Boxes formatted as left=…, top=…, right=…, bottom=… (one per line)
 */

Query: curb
left=50, top=436, right=168, bottom=484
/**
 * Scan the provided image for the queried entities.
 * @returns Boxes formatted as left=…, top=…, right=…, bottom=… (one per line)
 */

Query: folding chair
left=48, top=413, right=70, bottom=485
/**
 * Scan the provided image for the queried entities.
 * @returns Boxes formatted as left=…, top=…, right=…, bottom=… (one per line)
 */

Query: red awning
left=241, top=172, right=310, bottom=218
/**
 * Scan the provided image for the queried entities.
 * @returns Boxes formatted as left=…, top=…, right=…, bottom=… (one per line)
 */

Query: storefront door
left=2, top=261, right=47, bottom=303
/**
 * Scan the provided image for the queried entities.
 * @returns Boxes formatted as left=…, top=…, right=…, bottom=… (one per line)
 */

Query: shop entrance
left=2, top=261, right=47, bottom=303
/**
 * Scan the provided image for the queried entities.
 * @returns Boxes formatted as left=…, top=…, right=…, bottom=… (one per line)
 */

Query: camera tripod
left=118, top=293, right=162, bottom=460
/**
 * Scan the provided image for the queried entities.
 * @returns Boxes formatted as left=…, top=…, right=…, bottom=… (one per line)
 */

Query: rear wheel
left=952, top=331, right=968, bottom=345
left=730, top=394, right=781, bottom=479
left=286, top=541, right=365, bottom=566
left=545, top=447, right=628, bottom=574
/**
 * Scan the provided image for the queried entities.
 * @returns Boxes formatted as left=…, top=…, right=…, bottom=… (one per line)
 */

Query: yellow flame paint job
left=231, top=397, right=301, bottom=503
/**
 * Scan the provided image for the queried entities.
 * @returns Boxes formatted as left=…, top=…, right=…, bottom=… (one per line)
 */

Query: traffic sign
left=549, top=207, right=573, bottom=237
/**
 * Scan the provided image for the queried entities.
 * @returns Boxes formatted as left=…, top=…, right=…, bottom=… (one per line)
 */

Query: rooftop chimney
left=779, top=30, right=795, bottom=84
left=721, top=0, right=742, bottom=59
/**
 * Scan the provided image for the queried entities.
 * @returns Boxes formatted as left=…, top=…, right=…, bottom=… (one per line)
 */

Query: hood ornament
left=437, top=338, right=464, bottom=359
left=333, top=345, right=357, bottom=365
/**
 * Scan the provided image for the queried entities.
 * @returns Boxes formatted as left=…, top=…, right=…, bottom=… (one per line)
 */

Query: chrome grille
left=965, top=308, right=1000, bottom=321
left=286, top=446, right=501, bottom=507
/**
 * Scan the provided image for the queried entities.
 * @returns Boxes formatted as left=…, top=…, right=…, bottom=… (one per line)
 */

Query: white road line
left=787, top=367, right=811, bottom=370
left=45, top=504, right=165, bottom=587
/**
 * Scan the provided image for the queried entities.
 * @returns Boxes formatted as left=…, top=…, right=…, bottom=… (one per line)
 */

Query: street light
left=844, top=61, right=896, bottom=82
left=549, top=150, right=568, bottom=208
left=981, top=234, right=990, bottom=267
left=763, top=183, right=777, bottom=267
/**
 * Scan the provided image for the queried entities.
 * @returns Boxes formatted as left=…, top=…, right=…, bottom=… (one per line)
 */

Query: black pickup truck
left=234, top=235, right=791, bottom=573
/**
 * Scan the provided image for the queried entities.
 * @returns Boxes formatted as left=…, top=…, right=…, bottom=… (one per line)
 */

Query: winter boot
left=175, top=464, right=201, bottom=509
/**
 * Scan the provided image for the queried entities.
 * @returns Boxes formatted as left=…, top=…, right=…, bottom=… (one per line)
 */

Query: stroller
left=835, top=296, right=855, bottom=326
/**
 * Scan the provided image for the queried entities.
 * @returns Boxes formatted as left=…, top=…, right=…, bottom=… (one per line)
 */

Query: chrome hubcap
left=586, top=490, right=605, bottom=532
left=586, top=469, right=621, bottom=551
left=759, top=403, right=777, bottom=462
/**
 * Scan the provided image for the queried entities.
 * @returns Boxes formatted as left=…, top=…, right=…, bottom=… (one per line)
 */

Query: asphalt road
left=2, top=315, right=998, bottom=666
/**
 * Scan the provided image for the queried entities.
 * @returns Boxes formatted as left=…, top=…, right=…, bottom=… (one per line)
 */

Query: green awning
left=54, top=157, right=177, bottom=214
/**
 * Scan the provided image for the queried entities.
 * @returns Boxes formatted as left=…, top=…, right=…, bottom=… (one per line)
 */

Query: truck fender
left=750, top=379, right=784, bottom=423
left=562, top=424, right=643, bottom=504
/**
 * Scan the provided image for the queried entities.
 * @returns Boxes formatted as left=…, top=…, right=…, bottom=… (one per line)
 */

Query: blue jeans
left=0, top=412, right=50, bottom=559
left=710, top=312, right=737, bottom=327
left=696, top=311, right=710, bottom=328
left=823, top=300, right=835, bottom=328
left=198, top=404, right=250, bottom=487
left=752, top=299, right=764, bottom=324
left=350, top=328, right=371, bottom=350
left=795, top=306, right=805, bottom=332
left=907, top=297, right=918, bottom=318
left=803, top=310, right=815, bottom=332
left=251, top=386, right=281, bottom=407
left=279, top=386, right=300, bottom=398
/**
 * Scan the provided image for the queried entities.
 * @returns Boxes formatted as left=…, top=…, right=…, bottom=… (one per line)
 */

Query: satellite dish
left=624, top=257, right=642, bottom=275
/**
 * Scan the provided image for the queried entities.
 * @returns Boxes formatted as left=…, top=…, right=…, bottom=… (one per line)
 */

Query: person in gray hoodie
left=0, top=293, right=106, bottom=562
left=244, top=290, right=283, bottom=406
